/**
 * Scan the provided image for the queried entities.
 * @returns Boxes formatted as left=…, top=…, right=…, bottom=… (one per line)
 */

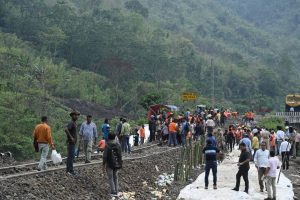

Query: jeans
left=83, top=140, right=93, bottom=162
left=281, top=152, right=290, bottom=170
left=276, top=140, right=282, bottom=155
left=106, top=166, right=119, bottom=194
left=38, top=143, right=49, bottom=170
left=205, top=161, right=217, bottom=187
left=266, top=176, right=276, bottom=199
left=235, top=168, right=249, bottom=192
left=258, top=167, right=267, bottom=190
left=66, top=144, right=75, bottom=173
left=168, top=133, right=177, bottom=146
left=122, top=135, right=131, bottom=153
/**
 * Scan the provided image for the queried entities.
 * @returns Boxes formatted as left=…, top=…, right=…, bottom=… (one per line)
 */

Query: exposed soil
left=58, top=98, right=134, bottom=119
left=0, top=156, right=16, bottom=167
left=0, top=146, right=204, bottom=200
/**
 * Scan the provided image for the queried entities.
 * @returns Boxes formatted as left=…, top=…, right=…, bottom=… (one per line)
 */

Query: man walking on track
left=79, top=115, right=97, bottom=163
left=33, top=116, right=55, bottom=171
left=232, top=142, right=251, bottom=193
left=103, top=132, right=122, bottom=197
left=203, top=139, right=220, bottom=189
left=254, top=141, right=270, bottom=192
left=65, top=110, right=80, bottom=176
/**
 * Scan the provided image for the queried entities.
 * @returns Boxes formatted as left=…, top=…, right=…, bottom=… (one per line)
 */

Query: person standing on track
left=79, top=115, right=97, bottom=163
left=203, top=139, right=220, bottom=190
left=65, top=110, right=80, bottom=176
left=33, top=116, right=55, bottom=171
left=254, top=141, right=270, bottom=192
left=120, top=118, right=131, bottom=154
left=139, top=124, right=145, bottom=145
left=149, top=115, right=156, bottom=142
left=232, top=142, right=251, bottom=194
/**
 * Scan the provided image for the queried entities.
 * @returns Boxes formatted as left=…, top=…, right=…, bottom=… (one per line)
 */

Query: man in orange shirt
left=139, top=125, right=145, bottom=145
left=33, top=116, right=55, bottom=171
left=168, top=119, right=178, bottom=147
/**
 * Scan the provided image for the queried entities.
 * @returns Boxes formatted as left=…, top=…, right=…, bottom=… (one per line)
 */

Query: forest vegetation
left=0, top=0, right=299, bottom=159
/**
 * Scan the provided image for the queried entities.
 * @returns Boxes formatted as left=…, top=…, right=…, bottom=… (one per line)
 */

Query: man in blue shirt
left=202, top=139, right=220, bottom=189
left=240, top=134, right=252, bottom=152
left=79, top=115, right=97, bottom=163
left=102, top=119, right=110, bottom=142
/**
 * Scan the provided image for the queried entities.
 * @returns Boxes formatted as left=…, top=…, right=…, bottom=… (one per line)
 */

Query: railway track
left=0, top=143, right=161, bottom=180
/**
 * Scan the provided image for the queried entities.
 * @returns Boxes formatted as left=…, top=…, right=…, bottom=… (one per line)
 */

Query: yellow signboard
left=181, top=92, right=198, bottom=101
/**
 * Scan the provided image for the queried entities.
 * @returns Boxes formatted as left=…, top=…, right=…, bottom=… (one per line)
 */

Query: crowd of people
left=32, top=108, right=300, bottom=199
left=202, top=123, right=300, bottom=200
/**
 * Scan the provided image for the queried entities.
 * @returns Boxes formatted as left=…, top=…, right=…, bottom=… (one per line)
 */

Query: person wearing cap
left=279, top=137, right=291, bottom=170
left=65, top=110, right=80, bottom=175
left=79, top=115, right=97, bottom=163
left=33, top=116, right=55, bottom=171
left=275, top=126, right=285, bottom=155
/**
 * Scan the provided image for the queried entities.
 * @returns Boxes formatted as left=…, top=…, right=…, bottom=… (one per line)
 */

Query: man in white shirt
left=254, top=141, right=270, bottom=192
left=279, top=137, right=291, bottom=170
left=276, top=126, right=285, bottom=155
left=264, top=151, right=280, bottom=200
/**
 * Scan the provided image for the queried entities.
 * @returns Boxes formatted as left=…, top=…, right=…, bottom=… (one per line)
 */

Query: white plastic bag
left=51, top=150, right=62, bottom=165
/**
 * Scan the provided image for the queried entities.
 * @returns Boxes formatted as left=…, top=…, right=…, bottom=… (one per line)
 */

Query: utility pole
left=211, top=58, right=215, bottom=108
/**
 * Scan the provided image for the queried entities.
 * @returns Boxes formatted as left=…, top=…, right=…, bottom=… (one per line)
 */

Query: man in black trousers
left=232, top=142, right=251, bottom=193
left=203, top=139, right=220, bottom=189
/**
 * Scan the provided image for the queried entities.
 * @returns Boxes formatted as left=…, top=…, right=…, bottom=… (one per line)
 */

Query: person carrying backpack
left=103, top=132, right=122, bottom=197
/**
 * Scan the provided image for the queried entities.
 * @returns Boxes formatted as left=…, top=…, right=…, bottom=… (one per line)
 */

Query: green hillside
left=217, top=0, right=300, bottom=66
